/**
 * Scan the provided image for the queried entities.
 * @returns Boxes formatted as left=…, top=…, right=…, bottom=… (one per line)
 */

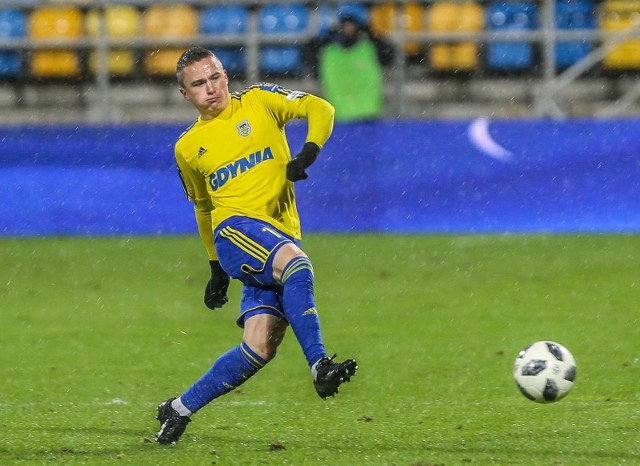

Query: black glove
left=286, top=142, right=320, bottom=182
left=204, top=260, right=230, bottom=309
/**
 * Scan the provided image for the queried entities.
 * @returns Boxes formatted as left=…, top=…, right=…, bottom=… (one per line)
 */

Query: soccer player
left=155, top=47, right=358, bottom=445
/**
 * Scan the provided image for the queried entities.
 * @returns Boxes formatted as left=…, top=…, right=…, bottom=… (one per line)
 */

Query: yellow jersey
left=175, top=83, right=334, bottom=260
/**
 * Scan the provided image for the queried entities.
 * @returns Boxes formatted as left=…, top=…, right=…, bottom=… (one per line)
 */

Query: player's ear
left=179, top=87, right=190, bottom=102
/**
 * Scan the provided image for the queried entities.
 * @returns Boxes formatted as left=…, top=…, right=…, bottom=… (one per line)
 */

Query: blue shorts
left=214, top=216, right=299, bottom=327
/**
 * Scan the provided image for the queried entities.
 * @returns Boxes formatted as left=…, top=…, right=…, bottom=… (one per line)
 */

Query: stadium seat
left=556, top=0, right=595, bottom=69
left=0, top=9, right=26, bottom=78
left=309, top=4, right=336, bottom=39
left=600, top=0, right=640, bottom=70
left=28, top=6, right=83, bottom=79
left=486, top=1, right=537, bottom=71
left=258, top=4, right=309, bottom=75
left=142, top=4, right=198, bottom=77
left=86, top=5, right=140, bottom=77
left=428, top=1, right=483, bottom=72
left=370, top=3, right=424, bottom=56
left=309, top=3, right=368, bottom=40
left=200, top=6, right=248, bottom=75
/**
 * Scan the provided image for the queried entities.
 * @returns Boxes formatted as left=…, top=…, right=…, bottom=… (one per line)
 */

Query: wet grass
left=1, top=234, right=638, bottom=465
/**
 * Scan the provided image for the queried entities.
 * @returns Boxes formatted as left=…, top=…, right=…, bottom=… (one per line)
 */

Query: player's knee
left=260, top=343, right=279, bottom=361
left=243, top=317, right=287, bottom=362
left=281, top=255, right=314, bottom=286
left=273, top=243, right=308, bottom=283
left=247, top=338, right=279, bottom=361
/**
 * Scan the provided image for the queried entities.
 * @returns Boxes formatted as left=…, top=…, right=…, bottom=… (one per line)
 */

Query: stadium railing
left=0, top=0, right=640, bottom=121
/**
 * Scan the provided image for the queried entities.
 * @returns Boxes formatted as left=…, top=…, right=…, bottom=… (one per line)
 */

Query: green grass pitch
left=1, top=234, right=638, bottom=465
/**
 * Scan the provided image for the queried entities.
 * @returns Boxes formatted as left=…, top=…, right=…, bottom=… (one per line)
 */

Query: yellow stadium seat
left=370, top=3, right=424, bottom=56
left=600, top=0, right=640, bottom=70
left=86, top=5, right=141, bottom=77
left=142, top=4, right=198, bottom=76
left=29, top=6, right=83, bottom=78
left=428, top=1, right=483, bottom=72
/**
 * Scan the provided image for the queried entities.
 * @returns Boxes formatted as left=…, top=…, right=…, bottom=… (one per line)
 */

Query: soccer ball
left=513, top=341, right=577, bottom=403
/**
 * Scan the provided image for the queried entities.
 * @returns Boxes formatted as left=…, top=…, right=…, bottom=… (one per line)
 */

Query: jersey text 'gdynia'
left=209, top=146, right=274, bottom=191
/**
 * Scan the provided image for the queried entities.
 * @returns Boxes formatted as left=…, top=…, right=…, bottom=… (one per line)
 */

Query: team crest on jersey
left=236, top=120, right=251, bottom=137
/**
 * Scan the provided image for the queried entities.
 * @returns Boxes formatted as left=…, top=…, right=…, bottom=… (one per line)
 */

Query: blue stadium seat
left=337, top=2, right=369, bottom=25
left=259, top=4, right=309, bottom=75
left=0, top=9, right=26, bottom=77
left=200, top=5, right=247, bottom=34
left=311, top=4, right=336, bottom=39
left=555, top=0, right=595, bottom=69
left=311, top=3, right=368, bottom=39
left=200, top=6, right=248, bottom=75
left=486, top=1, right=537, bottom=71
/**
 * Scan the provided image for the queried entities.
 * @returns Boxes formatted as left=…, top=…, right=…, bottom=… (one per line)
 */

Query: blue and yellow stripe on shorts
left=215, top=216, right=299, bottom=288
left=219, top=225, right=270, bottom=264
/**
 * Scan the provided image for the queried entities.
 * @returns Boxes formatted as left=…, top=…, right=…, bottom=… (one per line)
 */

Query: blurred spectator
left=305, top=15, right=393, bottom=121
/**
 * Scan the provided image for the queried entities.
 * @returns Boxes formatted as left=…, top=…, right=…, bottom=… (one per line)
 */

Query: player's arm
left=286, top=93, right=335, bottom=182
left=175, top=148, right=216, bottom=259
left=175, top=148, right=229, bottom=309
left=299, top=92, right=335, bottom=149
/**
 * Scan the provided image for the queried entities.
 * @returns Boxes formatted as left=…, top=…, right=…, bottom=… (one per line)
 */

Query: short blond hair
left=176, top=47, right=221, bottom=87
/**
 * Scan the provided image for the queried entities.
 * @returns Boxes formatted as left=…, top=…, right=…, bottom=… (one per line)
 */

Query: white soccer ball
left=513, top=341, right=577, bottom=403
